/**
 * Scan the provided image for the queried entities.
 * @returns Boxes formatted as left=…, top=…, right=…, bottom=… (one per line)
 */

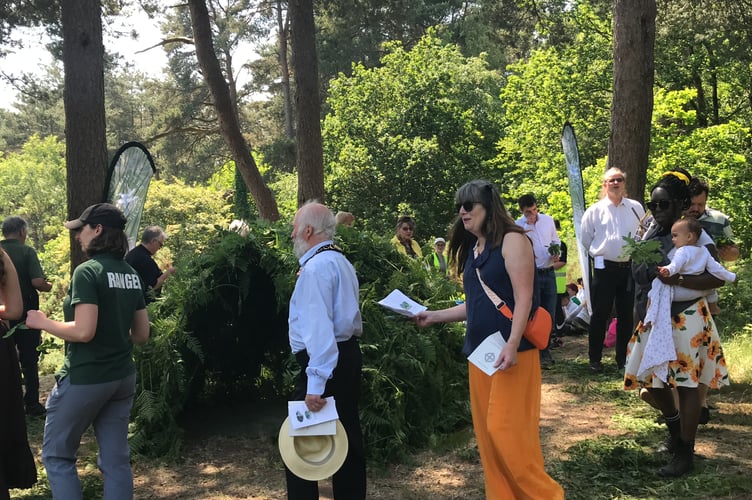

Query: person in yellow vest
left=390, top=216, right=422, bottom=259
left=426, top=237, right=448, bottom=276
left=552, top=219, right=568, bottom=345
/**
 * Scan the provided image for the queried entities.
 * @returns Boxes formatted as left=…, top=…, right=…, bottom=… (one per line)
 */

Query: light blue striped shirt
left=288, top=240, right=362, bottom=395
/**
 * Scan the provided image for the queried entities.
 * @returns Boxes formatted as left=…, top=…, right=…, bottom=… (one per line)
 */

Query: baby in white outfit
left=657, top=218, right=736, bottom=283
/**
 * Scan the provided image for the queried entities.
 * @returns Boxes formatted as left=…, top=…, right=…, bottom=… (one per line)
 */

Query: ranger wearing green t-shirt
left=25, top=203, right=150, bottom=499
left=57, top=254, right=144, bottom=384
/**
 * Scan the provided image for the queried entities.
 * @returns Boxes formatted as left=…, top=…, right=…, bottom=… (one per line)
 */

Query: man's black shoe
left=25, top=402, right=46, bottom=417
left=589, top=361, right=603, bottom=373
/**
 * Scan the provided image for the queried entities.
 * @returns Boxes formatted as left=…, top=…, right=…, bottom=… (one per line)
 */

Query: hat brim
left=278, top=417, right=349, bottom=481
left=63, top=219, right=85, bottom=230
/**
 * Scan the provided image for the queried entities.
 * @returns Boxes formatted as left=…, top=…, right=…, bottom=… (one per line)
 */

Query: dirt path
left=128, top=335, right=627, bottom=499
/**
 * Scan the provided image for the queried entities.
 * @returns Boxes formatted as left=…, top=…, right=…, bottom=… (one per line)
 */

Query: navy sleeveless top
left=462, top=241, right=539, bottom=355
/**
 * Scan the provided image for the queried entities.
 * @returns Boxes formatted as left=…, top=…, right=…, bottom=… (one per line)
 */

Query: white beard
left=293, top=234, right=309, bottom=259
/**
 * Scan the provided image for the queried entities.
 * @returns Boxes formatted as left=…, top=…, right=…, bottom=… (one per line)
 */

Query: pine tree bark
left=277, top=0, right=294, bottom=139
left=187, top=0, right=280, bottom=221
left=609, top=0, right=656, bottom=202
left=62, top=0, right=108, bottom=269
left=289, top=0, right=325, bottom=206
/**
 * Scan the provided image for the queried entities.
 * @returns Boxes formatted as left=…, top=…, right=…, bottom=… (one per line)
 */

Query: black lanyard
left=301, top=243, right=343, bottom=267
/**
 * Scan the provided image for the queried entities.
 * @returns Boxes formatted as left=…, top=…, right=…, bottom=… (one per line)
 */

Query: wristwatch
left=677, top=274, right=685, bottom=285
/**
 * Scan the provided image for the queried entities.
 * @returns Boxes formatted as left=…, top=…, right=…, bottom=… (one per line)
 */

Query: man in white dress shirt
left=580, top=167, right=645, bottom=373
left=516, top=194, right=561, bottom=368
left=285, top=201, right=366, bottom=499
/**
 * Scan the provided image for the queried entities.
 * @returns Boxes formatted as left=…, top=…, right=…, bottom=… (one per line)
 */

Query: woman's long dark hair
left=447, top=180, right=524, bottom=274
left=85, top=225, right=129, bottom=259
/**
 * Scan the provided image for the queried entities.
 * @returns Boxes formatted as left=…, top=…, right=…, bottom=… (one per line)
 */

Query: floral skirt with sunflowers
left=624, top=297, right=730, bottom=391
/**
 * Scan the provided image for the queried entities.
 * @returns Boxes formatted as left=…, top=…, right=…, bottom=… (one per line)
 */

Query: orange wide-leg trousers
left=468, top=349, right=564, bottom=499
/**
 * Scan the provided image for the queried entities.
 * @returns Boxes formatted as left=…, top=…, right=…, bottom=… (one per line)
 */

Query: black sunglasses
left=646, top=200, right=672, bottom=212
left=455, top=201, right=479, bottom=212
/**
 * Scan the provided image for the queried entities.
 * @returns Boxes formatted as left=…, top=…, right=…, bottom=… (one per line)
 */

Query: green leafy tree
left=323, top=31, right=505, bottom=240
left=655, top=0, right=752, bottom=127
left=315, top=0, right=465, bottom=85
left=0, top=134, right=66, bottom=249
left=494, top=3, right=613, bottom=219
left=649, top=88, right=752, bottom=251
left=449, top=0, right=584, bottom=70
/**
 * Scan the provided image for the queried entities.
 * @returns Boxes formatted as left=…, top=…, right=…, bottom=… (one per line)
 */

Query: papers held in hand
left=287, top=396, right=339, bottom=436
left=377, top=289, right=427, bottom=317
left=467, top=331, right=507, bottom=376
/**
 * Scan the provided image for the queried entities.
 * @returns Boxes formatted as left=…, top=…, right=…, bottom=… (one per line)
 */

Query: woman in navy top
left=415, top=180, right=563, bottom=499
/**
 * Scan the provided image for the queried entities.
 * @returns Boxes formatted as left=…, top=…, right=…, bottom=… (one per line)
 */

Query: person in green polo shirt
left=26, top=203, right=150, bottom=500
left=1, top=216, right=52, bottom=416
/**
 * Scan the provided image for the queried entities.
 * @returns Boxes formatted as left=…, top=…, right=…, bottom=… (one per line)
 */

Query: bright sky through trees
left=0, top=10, right=167, bottom=110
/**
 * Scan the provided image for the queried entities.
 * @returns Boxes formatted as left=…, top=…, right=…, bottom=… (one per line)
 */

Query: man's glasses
left=606, top=177, right=624, bottom=184
left=646, top=200, right=672, bottom=212
left=455, top=201, right=479, bottom=212
left=155, top=239, right=164, bottom=248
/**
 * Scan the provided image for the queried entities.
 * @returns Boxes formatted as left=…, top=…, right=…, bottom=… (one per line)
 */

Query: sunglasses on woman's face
left=455, top=201, right=479, bottom=212
left=646, top=200, right=672, bottom=212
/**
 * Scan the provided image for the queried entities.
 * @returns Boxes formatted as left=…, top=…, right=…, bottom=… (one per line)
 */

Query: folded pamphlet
left=377, top=289, right=427, bottom=317
left=287, top=396, right=339, bottom=433
left=467, top=331, right=507, bottom=376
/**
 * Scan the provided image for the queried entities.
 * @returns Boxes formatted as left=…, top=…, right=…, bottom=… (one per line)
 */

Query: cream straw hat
left=278, top=417, right=349, bottom=481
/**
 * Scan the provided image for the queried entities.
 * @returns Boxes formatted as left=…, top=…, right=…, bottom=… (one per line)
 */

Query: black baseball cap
left=64, top=203, right=127, bottom=230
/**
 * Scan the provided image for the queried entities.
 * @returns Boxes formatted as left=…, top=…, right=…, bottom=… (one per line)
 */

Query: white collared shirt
left=581, top=196, right=645, bottom=262
left=516, top=212, right=560, bottom=269
left=288, top=240, right=362, bottom=395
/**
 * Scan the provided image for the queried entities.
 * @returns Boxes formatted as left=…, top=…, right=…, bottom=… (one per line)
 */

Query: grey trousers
left=42, top=373, right=136, bottom=500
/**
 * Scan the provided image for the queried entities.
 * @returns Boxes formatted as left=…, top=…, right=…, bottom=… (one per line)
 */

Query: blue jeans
left=43, top=373, right=136, bottom=500
left=538, top=268, right=558, bottom=355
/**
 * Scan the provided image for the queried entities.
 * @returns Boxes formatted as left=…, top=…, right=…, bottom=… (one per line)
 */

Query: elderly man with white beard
left=284, top=201, right=366, bottom=499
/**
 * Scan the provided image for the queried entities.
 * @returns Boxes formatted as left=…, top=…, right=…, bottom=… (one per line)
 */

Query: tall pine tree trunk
left=62, top=0, right=108, bottom=269
left=188, top=0, right=280, bottom=221
left=609, top=0, right=656, bottom=202
left=277, top=0, right=294, bottom=139
left=289, top=0, right=325, bottom=206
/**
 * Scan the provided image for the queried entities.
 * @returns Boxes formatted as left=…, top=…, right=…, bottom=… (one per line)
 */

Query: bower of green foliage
left=131, top=220, right=470, bottom=462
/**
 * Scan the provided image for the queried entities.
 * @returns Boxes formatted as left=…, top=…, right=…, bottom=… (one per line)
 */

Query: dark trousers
left=588, top=264, right=635, bottom=366
left=286, top=338, right=366, bottom=500
left=12, top=323, right=41, bottom=407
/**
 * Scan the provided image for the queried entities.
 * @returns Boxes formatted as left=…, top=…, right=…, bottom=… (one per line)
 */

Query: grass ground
left=10, top=334, right=752, bottom=499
